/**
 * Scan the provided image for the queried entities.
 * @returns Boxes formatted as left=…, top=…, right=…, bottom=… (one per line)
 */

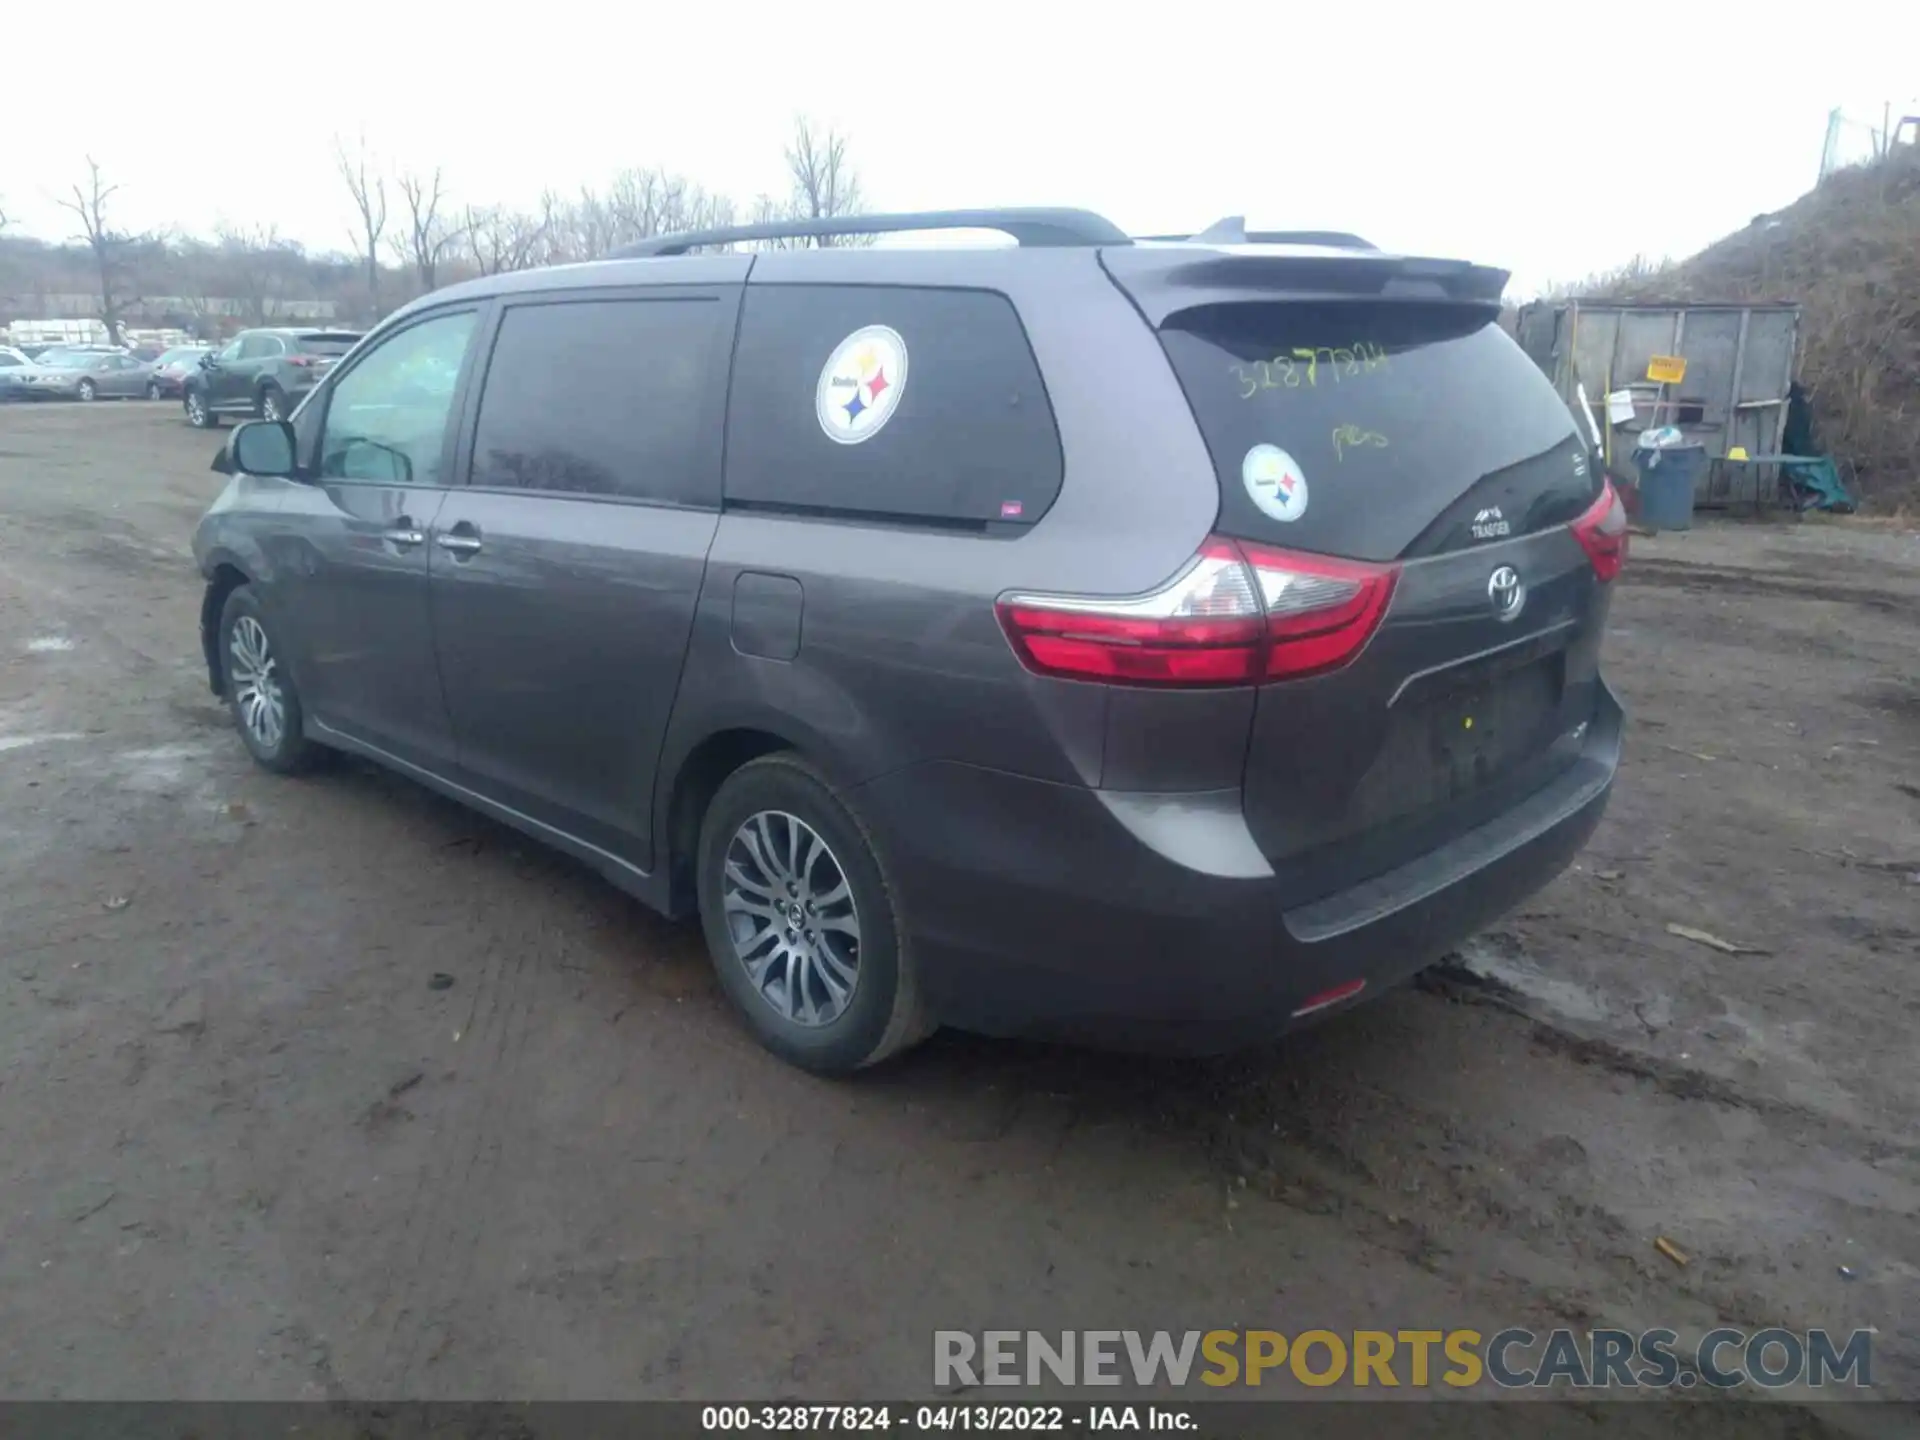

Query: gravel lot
left=0, top=404, right=1915, bottom=1423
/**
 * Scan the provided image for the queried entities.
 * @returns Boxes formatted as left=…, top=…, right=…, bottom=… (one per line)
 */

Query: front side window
left=468, top=297, right=724, bottom=506
left=316, top=310, right=477, bottom=487
left=216, top=339, right=243, bottom=362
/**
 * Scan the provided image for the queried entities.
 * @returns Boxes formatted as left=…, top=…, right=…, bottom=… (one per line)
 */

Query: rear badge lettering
left=1242, top=444, right=1309, bottom=523
left=816, top=325, right=908, bottom=445
left=1471, top=505, right=1512, bottom=541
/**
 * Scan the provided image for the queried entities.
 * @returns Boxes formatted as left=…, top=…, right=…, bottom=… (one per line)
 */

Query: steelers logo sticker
left=816, top=325, right=908, bottom=444
left=1242, top=444, right=1309, bottom=522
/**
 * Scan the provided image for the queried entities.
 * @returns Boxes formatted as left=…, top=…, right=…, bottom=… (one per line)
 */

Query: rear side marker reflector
left=997, top=536, right=1398, bottom=688
left=1292, top=978, right=1367, bottom=1018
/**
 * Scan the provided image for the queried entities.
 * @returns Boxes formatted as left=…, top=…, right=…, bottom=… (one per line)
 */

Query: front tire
left=219, top=586, right=326, bottom=775
left=146, top=380, right=162, bottom=401
left=184, top=388, right=218, bottom=428
left=696, top=755, right=931, bottom=1074
left=259, top=384, right=287, bottom=422
left=76, top=379, right=97, bottom=402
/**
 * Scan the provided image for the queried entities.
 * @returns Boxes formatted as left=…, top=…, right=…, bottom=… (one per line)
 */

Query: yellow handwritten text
left=1331, top=425, right=1389, bottom=461
left=1231, top=343, right=1390, bottom=398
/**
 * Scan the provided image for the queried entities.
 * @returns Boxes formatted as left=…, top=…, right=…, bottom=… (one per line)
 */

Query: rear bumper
left=850, top=682, right=1622, bottom=1055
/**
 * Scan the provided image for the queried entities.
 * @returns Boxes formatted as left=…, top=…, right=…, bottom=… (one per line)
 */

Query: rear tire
left=696, top=754, right=932, bottom=1074
left=218, top=586, right=327, bottom=775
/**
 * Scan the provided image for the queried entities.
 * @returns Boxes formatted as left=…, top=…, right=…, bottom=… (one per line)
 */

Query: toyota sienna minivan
left=192, top=208, right=1626, bottom=1074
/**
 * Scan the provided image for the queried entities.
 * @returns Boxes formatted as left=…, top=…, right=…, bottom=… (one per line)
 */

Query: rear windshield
left=1157, top=303, right=1591, bottom=561
left=294, top=333, right=362, bottom=355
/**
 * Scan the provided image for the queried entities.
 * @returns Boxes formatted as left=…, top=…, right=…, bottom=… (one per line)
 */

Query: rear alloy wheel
left=259, top=386, right=286, bottom=422
left=219, top=586, right=326, bottom=774
left=184, top=389, right=216, bottom=428
left=76, top=379, right=97, bottom=402
left=697, top=755, right=931, bottom=1074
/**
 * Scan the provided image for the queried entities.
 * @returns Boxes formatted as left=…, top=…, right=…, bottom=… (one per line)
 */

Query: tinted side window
left=317, top=310, right=477, bottom=486
left=725, top=286, right=1062, bottom=527
left=468, top=297, right=724, bottom=506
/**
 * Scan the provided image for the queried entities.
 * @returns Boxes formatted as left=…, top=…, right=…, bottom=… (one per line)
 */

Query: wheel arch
left=199, top=559, right=252, bottom=696
left=659, top=726, right=802, bottom=918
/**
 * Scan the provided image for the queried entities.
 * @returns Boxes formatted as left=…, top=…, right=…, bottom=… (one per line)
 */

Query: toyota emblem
left=1487, top=565, right=1525, bottom=621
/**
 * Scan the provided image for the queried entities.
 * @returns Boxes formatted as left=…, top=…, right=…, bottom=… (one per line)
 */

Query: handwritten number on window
left=1232, top=343, right=1387, bottom=398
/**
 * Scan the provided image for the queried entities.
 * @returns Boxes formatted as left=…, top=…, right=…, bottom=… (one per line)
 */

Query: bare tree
left=394, top=168, right=467, bottom=293
left=56, top=158, right=146, bottom=343
left=463, top=204, right=550, bottom=276
left=335, top=136, right=388, bottom=318
left=783, top=117, right=868, bottom=246
left=215, top=224, right=302, bottom=325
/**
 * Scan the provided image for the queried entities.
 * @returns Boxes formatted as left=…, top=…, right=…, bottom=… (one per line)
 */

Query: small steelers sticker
left=1242, top=444, right=1309, bottom=522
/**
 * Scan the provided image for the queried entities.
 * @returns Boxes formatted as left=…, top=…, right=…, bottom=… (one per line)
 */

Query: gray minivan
left=191, top=208, right=1626, bottom=1074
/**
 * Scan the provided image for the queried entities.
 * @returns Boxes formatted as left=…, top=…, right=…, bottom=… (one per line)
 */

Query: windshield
left=157, top=348, right=205, bottom=367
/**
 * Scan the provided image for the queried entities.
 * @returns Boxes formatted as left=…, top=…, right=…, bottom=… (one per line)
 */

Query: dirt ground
left=0, top=404, right=1915, bottom=1424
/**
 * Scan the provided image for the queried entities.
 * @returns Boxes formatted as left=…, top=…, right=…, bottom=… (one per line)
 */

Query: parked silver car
left=15, top=348, right=151, bottom=401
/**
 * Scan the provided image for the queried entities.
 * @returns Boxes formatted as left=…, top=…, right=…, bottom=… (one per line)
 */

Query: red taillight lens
left=285, top=355, right=316, bottom=368
left=997, top=537, right=1399, bottom=688
left=1570, top=478, right=1629, bottom=582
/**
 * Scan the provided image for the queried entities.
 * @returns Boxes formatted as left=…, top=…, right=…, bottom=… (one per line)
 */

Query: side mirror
left=201, top=353, right=218, bottom=368
left=228, top=419, right=298, bottom=479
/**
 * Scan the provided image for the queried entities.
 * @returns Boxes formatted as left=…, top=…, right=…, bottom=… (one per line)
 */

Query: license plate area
left=1363, top=647, right=1566, bottom=815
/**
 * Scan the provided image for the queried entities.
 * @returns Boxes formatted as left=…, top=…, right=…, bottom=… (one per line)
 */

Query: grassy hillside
left=1599, top=146, right=1920, bottom=504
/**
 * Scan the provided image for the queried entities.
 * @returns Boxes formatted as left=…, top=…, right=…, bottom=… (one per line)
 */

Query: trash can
left=1633, top=443, right=1706, bottom=531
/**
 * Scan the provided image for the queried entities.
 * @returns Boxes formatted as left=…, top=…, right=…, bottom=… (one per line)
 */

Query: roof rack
left=1139, top=216, right=1378, bottom=250
left=611, top=207, right=1131, bottom=258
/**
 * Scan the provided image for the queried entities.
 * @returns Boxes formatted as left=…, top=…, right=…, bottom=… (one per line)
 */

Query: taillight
left=997, top=537, right=1399, bottom=688
left=285, top=355, right=316, bottom=368
left=1570, top=477, right=1629, bottom=582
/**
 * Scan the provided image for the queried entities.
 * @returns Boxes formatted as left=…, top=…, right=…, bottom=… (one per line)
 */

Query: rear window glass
left=1157, top=303, right=1591, bottom=561
left=725, top=286, right=1062, bottom=528
left=295, top=333, right=361, bottom=355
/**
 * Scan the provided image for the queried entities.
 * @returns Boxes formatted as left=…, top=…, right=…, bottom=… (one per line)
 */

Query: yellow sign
left=1646, top=354, right=1688, bottom=384
left=1728, top=446, right=1750, bottom=461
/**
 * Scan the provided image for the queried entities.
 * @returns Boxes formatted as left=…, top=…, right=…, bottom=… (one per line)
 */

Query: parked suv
left=183, top=327, right=362, bottom=427
left=191, top=208, right=1626, bottom=1074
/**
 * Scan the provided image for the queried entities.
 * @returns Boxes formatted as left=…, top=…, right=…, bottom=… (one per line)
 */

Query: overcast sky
left=4, top=3, right=1914, bottom=295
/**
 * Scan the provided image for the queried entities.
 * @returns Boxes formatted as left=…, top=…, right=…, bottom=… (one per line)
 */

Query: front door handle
left=436, top=530, right=483, bottom=556
left=383, top=524, right=425, bottom=550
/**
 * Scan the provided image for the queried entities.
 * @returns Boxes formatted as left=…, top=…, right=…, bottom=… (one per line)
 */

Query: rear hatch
left=292, top=331, right=362, bottom=377
left=1102, top=244, right=1621, bottom=906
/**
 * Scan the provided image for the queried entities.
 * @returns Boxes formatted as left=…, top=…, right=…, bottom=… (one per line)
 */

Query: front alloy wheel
left=217, top=586, right=325, bottom=774
left=76, top=379, right=97, bottom=402
left=185, top=390, right=211, bottom=427
left=228, top=614, right=285, bottom=753
left=260, top=388, right=285, bottom=422
left=721, top=810, right=863, bottom=1027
